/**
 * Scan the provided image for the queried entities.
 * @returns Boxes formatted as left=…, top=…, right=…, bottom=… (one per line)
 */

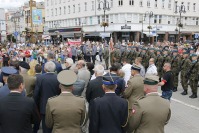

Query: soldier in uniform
left=161, top=49, right=171, bottom=75
left=103, top=45, right=109, bottom=70
left=126, top=75, right=171, bottom=133
left=115, top=45, right=121, bottom=64
left=171, top=50, right=181, bottom=92
left=123, top=64, right=144, bottom=109
left=140, top=48, right=148, bottom=71
left=131, top=46, right=139, bottom=64
left=45, top=70, right=87, bottom=132
left=155, top=50, right=163, bottom=82
left=181, top=51, right=191, bottom=95
left=188, top=54, right=199, bottom=98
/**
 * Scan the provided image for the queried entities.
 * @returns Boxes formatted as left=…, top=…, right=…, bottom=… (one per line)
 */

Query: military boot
left=181, top=90, right=188, bottom=95
left=189, top=93, right=198, bottom=98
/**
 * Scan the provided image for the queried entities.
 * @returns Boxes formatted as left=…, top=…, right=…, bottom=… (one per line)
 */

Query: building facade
left=0, top=8, right=6, bottom=43
left=45, top=0, right=199, bottom=43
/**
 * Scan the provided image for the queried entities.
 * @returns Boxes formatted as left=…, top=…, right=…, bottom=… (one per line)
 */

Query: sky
left=0, top=0, right=44, bottom=9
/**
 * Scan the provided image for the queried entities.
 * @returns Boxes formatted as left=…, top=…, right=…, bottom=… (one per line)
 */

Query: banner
left=32, top=9, right=42, bottom=24
left=67, top=38, right=81, bottom=46
left=42, top=35, right=51, bottom=40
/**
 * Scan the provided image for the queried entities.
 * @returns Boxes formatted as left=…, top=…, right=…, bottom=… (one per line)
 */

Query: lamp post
left=98, top=0, right=111, bottom=33
left=141, top=14, right=145, bottom=44
left=175, top=27, right=178, bottom=43
left=174, top=1, right=186, bottom=42
left=144, top=11, right=153, bottom=43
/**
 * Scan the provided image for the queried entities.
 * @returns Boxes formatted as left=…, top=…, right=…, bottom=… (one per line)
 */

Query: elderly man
left=19, top=61, right=36, bottom=97
left=123, top=64, right=144, bottom=109
left=34, top=61, right=60, bottom=133
left=89, top=72, right=128, bottom=133
left=0, top=74, right=40, bottom=133
left=146, top=58, right=158, bottom=75
left=86, top=65, right=105, bottom=103
left=127, top=75, right=171, bottom=133
left=64, top=58, right=74, bottom=70
left=76, top=60, right=91, bottom=97
left=45, top=70, right=87, bottom=132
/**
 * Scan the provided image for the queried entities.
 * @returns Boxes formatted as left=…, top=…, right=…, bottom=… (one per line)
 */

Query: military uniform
left=155, top=50, right=163, bottom=81
left=45, top=70, right=87, bottom=132
left=188, top=54, right=199, bottom=98
left=161, top=50, right=171, bottom=75
left=180, top=54, right=191, bottom=95
left=171, top=50, right=181, bottom=92
left=103, top=45, right=109, bottom=70
left=126, top=75, right=171, bottom=133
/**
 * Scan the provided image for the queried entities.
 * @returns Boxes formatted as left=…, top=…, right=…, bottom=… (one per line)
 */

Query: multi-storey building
left=0, top=8, right=6, bottom=43
left=45, top=0, right=199, bottom=43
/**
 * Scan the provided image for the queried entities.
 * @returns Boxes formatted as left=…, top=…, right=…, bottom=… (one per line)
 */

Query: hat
left=1, top=67, right=18, bottom=76
left=102, top=73, right=119, bottom=85
left=57, top=70, right=77, bottom=86
left=131, top=64, right=141, bottom=71
left=163, top=49, right=169, bottom=52
left=144, top=74, right=159, bottom=85
left=156, top=49, right=161, bottom=52
left=19, top=61, right=30, bottom=69
left=191, top=53, right=197, bottom=57
left=149, top=48, right=155, bottom=50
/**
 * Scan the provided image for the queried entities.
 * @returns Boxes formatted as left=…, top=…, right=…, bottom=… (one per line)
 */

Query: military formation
left=105, top=42, right=199, bottom=99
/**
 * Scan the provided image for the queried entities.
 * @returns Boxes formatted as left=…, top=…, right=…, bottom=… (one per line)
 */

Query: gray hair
left=44, top=61, right=56, bottom=72
left=94, top=65, right=104, bottom=76
left=65, top=58, right=74, bottom=66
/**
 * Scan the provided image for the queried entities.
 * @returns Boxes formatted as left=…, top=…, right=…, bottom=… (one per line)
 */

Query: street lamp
left=98, top=0, right=111, bottom=33
left=175, top=27, right=178, bottom=43
left=174, top=1, right=186, bottom=42
left=144, top=11, right=153, bottom=43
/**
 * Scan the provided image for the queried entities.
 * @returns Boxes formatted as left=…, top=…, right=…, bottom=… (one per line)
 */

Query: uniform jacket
left=45, top=93, right=87, bottom=133
left=86, top=76, right=104, bottom=103
left=127, top=93, right=171, bottom=133
left=181, top=58, right=191, bottom=75
left=0, top=93, right=40, bottom=133
left=20, top=73, right=36, bottom=97
left=89, top=93, right=128, bottom=133
left=123, top=75, right=144, bottom=109
left=34, top=73, right=61, bottom=114
left=0, top=84, right=26, bottom=99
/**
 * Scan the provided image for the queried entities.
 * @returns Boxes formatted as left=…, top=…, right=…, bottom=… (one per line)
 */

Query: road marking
left=158, top=93, right=199, bottom=111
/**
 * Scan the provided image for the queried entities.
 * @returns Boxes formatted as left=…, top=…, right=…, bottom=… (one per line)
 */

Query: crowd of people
left=0, top=40, right=198, bottom=133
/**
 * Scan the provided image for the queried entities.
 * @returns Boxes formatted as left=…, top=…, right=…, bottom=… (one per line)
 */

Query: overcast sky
left=0, top=0, right=44, bottom=9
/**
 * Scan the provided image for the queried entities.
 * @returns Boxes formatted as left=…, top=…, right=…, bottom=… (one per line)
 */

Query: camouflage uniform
left=103, top=46, right=109, bottom=69
left=180, top=57, right=191, bottom=93
left=171, top=52, right=181, bottom=91
left=189, top=59, right=199, bottom=98
left=155, top=52, right=163, bottom=81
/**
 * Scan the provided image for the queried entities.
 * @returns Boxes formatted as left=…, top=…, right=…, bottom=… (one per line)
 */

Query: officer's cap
left=144, top=74, right=159, bottom=85
left=19, top=61, right=30, bottom=69
left=57, top=70, right=77, bottom=86
left=131, top=64, right=141, bottom=71
left=1, top=67, right=17, bottom=76
left=102, top=73, right=119, bottom=85
left=191, top=53, right=197, bottom=57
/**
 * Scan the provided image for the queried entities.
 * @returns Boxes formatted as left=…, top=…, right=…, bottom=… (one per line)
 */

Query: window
left=97, top=16, right=100, bottom=24
left=187, top=2, right=190, bottom=10
left=159, top=15, right=162, bottom=24
left=55, top=8, right=57, bottom=16
left=73, top=5, right=75, bottom=13
left=64, top=6, right=66, bottom=14
left=168, top=21, right=170, bottom=24
left=106, top=15, right=109, bottom=23
left=162, top=0, right=165, bottom=8
left=68, top=6, right=70, bottom=14
left=111, top=0, right=113, bottom=7
left=147, top=0, right=150, bottom=7
left=47, top=9, right=49, bottom=17
left=75, top=18, right=78, bottom=26
left=91, top=1, right=94, bottom=10
left=155, top=0, right=157, bottom=8
left=193, top=3, right=196, bottom=12
left=119, top=0, right=123, bottom=6
left=85, top=2, right=87, bottom=11
left=78, top=4, right=80, bottom=12
left=154, top=15, right=157, bottom=23
left=168, top=0, right=171, bottom=9
left=140, top=0, right=143, bottom=7
left=59, top=7, right=61, bottom=15
left=47, top=0, right=49, bottom=6
left=129, top=0, right=134, bottom=6
left=196, top=18, right=198, bottom=25
left=51, top=9, right=53, bottom=16
left=90, top=17, right=93, bottom=25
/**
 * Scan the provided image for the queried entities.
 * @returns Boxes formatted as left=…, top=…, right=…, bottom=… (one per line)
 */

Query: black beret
left=19, top=61, right=30, bottom=69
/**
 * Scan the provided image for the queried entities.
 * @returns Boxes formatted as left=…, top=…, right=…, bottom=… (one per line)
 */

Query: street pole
left=156, top=24, right=158, bottom=43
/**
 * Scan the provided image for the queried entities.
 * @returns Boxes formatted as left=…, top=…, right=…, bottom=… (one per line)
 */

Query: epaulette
left=48, top=95, right=58, bottom=100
